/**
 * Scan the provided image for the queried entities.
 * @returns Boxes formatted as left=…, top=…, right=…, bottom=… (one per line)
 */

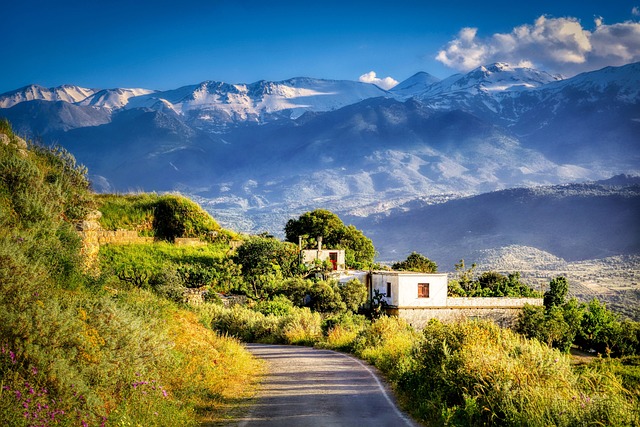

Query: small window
left=386, top=282, right=391, bottom=298
left=418, top=283, right=430, bottom=298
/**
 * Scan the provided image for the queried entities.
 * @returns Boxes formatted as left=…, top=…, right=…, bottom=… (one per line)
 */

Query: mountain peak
left=0, top=84, right=97, bottom=108
left=391, top=72, right=441, bottom=98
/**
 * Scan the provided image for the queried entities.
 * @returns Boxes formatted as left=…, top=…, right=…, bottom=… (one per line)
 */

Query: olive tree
left=284, top=209, right=375, bottom=269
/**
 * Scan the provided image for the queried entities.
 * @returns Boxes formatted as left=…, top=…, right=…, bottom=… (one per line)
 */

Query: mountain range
left=1, top=62, right=639, bottom=268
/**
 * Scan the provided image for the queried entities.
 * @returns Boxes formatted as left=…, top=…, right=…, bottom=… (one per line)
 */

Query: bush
left=352, top=316, right=421, bottom=378
left=402, top=320, right=637, bottom=426
left=255, top=295, right=295, bottom=317
left=338, top=278, right=368, bottom=313
left=153, top=195, right=220, bottom=241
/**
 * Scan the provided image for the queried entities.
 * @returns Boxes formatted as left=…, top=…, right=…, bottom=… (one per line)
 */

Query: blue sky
left=2, top=0, right=639, bottom=93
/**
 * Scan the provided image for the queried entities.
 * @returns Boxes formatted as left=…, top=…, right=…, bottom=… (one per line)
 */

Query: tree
left=338, top=279, right=368, bottom=313
left=392, top=252, right=437, bottom=273
left=284, top=209, right=375, bottom=269
left=543, top=276, right=569, bottom=310
left=577, top=298, right=618, bottom=355
left=454, top=259, right=477, bottom=293
left=233, top=236, right=299, bottom=298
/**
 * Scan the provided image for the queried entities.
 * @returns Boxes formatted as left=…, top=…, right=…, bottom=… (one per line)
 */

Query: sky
left=2, top=0, right=640, bottom=94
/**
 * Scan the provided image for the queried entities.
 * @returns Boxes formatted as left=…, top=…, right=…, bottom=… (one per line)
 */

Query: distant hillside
left=349, top=176, right=640, bottom=268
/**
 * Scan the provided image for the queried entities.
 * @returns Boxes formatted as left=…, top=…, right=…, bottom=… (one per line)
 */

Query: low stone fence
left=386, top=297, right=543, bottom=329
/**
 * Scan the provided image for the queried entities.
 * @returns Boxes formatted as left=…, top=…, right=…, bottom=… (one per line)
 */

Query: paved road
left=237, top=344, right=418, bottom=427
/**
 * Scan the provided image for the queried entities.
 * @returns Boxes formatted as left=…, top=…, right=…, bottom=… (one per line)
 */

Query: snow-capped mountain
left=0, top=84, right=98, bottom=108
left=390, top=71, right=441, bottom=98
left=78, top=88, right=156, bottom=110
left=408, top=63, right=561, bottom=100
left=0, top=62, right=638, bottom=244
left=125, top=77, right=391, bottom=129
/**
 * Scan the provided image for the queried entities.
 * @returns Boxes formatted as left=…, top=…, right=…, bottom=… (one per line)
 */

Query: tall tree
left=543, top=276, right=569, bottom=310
left=284, top=209, right=375, bottom=269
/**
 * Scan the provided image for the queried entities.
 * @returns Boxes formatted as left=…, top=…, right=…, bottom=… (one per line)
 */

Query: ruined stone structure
left=75, top=210, right=153, bottom=273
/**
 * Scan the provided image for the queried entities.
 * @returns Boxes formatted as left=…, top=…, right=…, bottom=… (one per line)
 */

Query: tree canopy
left=392, top=252, right=438, bottom=273
left=284, top=209, right=375, bottom=269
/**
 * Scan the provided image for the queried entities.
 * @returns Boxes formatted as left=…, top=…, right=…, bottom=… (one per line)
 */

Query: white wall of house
left=301, top=249, right=346, bottom=271
left=371, top=272, right=448, bottom=307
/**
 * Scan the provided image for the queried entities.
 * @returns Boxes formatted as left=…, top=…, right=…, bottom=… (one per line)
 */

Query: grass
left=199, top=299, right=640, bottom=426
left=0, top=121, right=262, bottom=426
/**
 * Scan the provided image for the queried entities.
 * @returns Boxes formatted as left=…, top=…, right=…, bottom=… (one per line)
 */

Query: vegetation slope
left=0, top=120, right=259, bottom=426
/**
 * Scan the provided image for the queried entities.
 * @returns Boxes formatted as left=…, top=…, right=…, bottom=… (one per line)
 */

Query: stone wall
left=76, top=211, right=153, bottom=272
left=386, top=297, right=543, bottom=329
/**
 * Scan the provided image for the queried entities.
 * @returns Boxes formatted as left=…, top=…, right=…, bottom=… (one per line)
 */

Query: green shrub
left=352, top=316, right=421, bottom=377
left=338, top=278, right=368, bottom=312
left=402, top=320, right=638, bottom=426
left=153, top=195, right=220, bottom=241
left=255, top=295, right=295, bottom=317
left=321, top=312, right=369, bottom=351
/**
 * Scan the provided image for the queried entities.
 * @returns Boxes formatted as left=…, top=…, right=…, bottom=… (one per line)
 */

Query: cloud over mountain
left=436, top=15, right=640, bottom=76
left=358, top=71, right=399, bottom=89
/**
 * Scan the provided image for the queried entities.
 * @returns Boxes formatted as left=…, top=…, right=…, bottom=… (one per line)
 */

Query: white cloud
left=436, top=15, right=640, bottom=76
left=358, top=71, right=399, bottom=90
left=632, top=6, right=640, bottom=16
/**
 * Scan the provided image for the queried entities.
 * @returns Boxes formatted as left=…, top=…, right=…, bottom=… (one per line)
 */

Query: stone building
left=300, top=237, right=346, bottom=272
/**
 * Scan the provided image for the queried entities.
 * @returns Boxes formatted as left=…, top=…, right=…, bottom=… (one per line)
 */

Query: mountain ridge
left=1, top=61, right=638, bottom=251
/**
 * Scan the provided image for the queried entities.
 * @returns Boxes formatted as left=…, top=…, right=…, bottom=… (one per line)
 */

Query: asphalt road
left=237, top=344, right=418, bottom=427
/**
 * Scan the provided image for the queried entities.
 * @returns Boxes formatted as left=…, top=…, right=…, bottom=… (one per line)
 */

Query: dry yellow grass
left=166, top=309, right=263, bottom=423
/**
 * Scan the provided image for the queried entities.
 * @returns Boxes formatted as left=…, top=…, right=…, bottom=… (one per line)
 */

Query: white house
left=342, top=270, right=543, bottom=328
left=370, top=271, right=449, bottom=307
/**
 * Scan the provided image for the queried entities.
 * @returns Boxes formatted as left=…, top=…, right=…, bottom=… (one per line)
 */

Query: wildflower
left=162, top=389, right=168, bottom=397
left=31, top=366, right=38, bottom=375
left=9, top=351, right=16, bottom=363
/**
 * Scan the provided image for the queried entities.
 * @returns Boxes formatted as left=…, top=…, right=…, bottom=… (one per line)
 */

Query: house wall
left=301, top=249, right=345, bottom=271
left=387, top=298, right=543, bottom=329
left=371, top=272, right=448, bottom=307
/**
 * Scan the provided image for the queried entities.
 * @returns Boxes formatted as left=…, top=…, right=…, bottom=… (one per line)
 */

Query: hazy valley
left=2, top=61, right=639, bottom=316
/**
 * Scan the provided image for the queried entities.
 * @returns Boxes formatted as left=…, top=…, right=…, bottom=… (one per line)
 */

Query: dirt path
left=234, top=344, right=419, bottom=427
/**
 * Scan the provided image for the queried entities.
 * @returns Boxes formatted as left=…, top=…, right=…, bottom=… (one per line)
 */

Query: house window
left=386, top=282, right=391, bottom=298
left=418, top=283, right=430, bottom=298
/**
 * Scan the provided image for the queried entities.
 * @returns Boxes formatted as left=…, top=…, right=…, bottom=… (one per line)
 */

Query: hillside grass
left=0, top=120, right=260, bottom=426
left=95, top=193, right=235, bottom=242
left=200, top=301, right=640, bottom=426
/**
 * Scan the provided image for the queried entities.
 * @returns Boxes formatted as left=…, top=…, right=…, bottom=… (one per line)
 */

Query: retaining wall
left=386, top=297, right=543, bottom=329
